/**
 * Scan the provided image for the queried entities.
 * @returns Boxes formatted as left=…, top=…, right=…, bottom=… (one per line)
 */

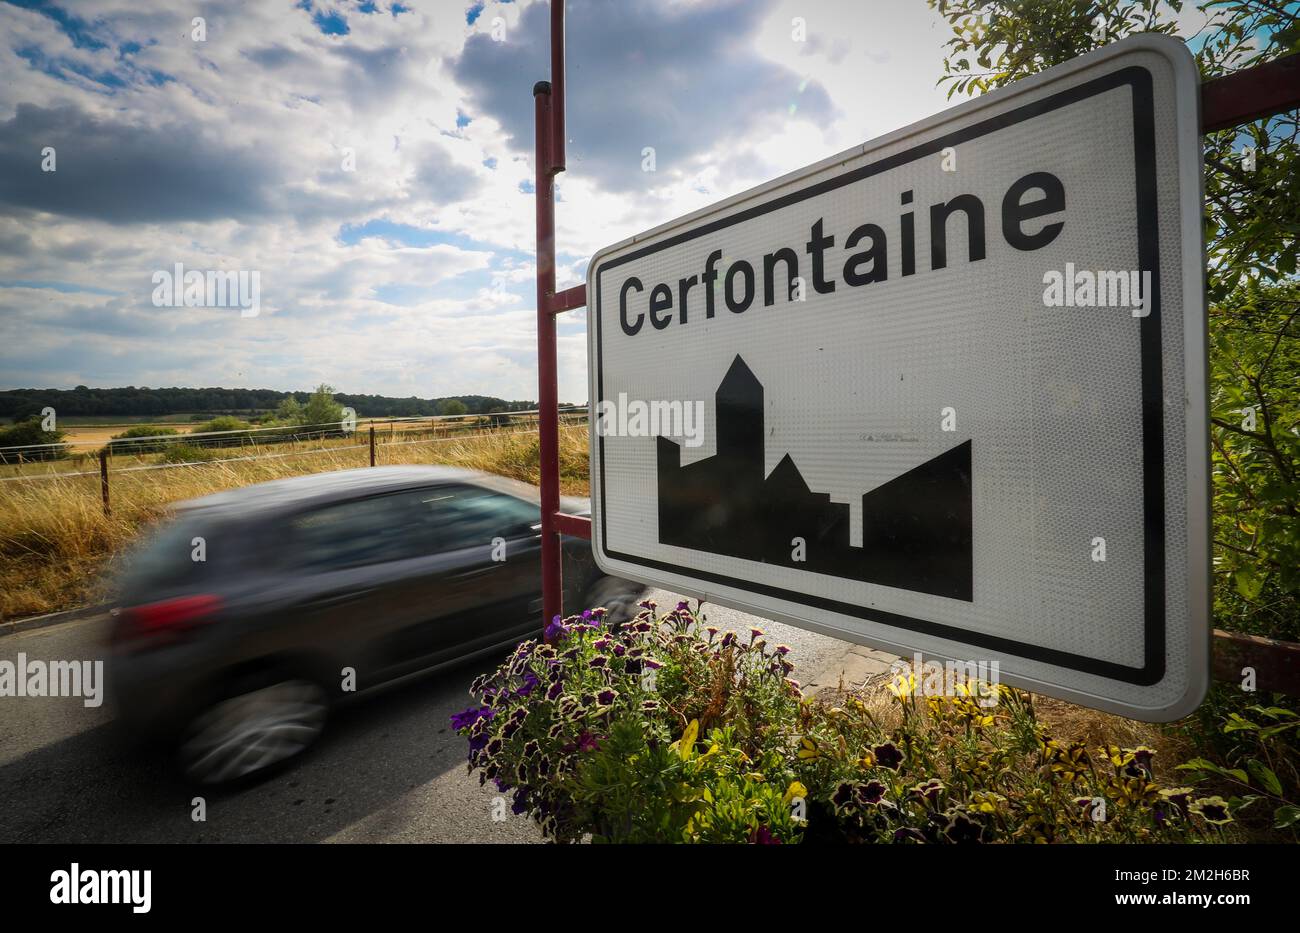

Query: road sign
left=586, top=35, right=1207, bottom=721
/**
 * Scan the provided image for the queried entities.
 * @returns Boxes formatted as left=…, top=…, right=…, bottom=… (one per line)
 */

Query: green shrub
left=108, top=425, right=180, bottom=455
left=199, top=416, right=251, bottom=433
left=454, top=604, right=1229, bottom=844
left=157, top=443, right=220, bottom=464
left=0, top=418, right=68, bottom=463
left=1172, top=686, right=1300, bottom=838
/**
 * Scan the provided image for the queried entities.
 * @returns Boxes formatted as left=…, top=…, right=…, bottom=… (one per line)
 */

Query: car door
left=269, top=488, right=467, bottom=688
left=401, top=483, right=544, bottom=662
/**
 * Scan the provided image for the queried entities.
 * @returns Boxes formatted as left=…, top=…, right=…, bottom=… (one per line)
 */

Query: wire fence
left=0, top=407, right=589, bottom=468
left=0, top=412, right=591, bottom=492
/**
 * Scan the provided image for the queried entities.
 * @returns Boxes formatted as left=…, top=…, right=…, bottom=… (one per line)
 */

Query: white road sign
left=586, top=35, right=1208, bottom=720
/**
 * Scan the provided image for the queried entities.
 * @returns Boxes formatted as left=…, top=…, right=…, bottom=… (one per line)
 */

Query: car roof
left=175, top=466, right=538, bottom=518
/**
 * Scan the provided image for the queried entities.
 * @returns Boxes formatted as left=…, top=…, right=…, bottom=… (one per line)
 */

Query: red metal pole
left=1201, top=50, right=1300, bottom=132
left=550, top=0, right=566, bottom=174
left=535, top=79, right=562, bottom=629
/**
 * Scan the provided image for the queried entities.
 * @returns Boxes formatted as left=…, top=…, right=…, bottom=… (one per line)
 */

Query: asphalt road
left=0, top=588, right=850, bottom=843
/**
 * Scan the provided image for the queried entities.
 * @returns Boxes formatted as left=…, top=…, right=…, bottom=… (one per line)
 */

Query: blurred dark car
left=106, top=466, right=643, bottom=785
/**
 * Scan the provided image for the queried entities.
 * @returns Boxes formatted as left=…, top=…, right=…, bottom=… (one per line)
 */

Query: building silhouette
left=657, top=355, right=973, bottom=601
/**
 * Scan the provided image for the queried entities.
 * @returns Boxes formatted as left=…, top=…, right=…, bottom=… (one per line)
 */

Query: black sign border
left=594, top=66, right=1165, bottom=686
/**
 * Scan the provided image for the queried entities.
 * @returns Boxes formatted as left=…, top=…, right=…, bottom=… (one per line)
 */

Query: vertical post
left=369, top=425, right=376, bottom=467
left=535, top=78, right=562, bottom=629
left=550, top=0, right=566, bottom=174
left=99, top=449, right=110, bottom=515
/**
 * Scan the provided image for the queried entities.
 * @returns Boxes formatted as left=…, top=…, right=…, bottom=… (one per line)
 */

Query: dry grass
left=0, top=424, right=590, bottom=621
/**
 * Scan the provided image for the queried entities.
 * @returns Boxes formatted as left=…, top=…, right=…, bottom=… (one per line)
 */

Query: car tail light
left=116, top=594, right=222, bottom=644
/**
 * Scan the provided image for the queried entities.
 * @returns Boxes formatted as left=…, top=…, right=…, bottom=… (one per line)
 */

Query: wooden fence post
left=99, top=449, right=110, bottom=515
left=369, top=425, right=376, bottom=467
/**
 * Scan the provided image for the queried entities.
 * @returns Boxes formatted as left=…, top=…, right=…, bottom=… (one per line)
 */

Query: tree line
left=0, top=386, right=541, bottom=423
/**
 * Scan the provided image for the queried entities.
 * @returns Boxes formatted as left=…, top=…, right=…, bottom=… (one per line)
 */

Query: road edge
left=0, top=605, right=106, bottom=639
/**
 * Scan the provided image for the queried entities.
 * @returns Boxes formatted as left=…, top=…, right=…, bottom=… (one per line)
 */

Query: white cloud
left=0, top=0, right=1014, bottom=404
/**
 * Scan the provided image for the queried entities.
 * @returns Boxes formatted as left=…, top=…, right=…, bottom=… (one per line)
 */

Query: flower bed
left=453, top=602, right=1232, bottom=843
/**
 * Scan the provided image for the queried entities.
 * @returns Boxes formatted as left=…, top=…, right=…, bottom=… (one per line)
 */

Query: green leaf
left=1275, top=805, right=1300, bottom=830
left=1234, top=565, right=1265, bottom=600
left=1247, top=706, right=1296, bottom=720
left=1178, top=758, right=1251, bottom=783
left=1247, top=759, right=1284, bottom=796
left=1223, top=713, right=1260, bottom=732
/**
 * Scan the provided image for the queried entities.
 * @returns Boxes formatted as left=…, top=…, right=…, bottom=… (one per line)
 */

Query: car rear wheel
left=179, top=678, right=328, bottom=785
left=582, top=576, right=644, bottom=626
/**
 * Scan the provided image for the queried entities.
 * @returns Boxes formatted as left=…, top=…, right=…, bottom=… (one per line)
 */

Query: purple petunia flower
left=577, top=731, right=600, bottom=752
left=873, top=742, right=904, bottom=770
left=543, top=617, right=567, bottom=644
left=450, top=705, right=494, bottom=731
left=516, top=670, right=540, bottom=697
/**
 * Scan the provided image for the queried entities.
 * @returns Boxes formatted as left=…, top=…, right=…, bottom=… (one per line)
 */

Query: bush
left=157, top=443, right=220, bottom=464
left=1171, top=685, right=1300, bottom=838
left=199, top=416, right=251, bottom=433
left=0, top=418, right=68, bottom=463
left=454, top=603, right=1236, bottom=844
left=107, top=425, right=180, bottom=455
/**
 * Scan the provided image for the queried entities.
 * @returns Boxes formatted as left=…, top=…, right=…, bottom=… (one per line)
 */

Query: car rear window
left=116, top=513, right=227, bottom=593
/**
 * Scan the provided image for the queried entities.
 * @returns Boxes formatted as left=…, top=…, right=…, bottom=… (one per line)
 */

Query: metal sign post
left=534, top=0, right=590, bottom=633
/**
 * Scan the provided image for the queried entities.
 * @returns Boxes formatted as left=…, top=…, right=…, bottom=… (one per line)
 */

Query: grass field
left=33, top=415, right=499, bottom=452
left=0, top=423, right=590, bottom=621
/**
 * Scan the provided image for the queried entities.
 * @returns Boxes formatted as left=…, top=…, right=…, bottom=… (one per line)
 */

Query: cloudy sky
left=0, top=0, right=1012, bottom=402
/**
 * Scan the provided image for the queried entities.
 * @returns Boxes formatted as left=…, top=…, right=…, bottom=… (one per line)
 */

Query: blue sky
left=0, top=0, right=1210, bottom=402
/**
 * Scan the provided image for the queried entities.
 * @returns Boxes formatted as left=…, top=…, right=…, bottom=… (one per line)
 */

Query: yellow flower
left=674, top=719, right=699, bottom=761
left=887, top=671, right=917, bottom=699
left=1190, top=796, right=1233, bottom=825
left=797, top=735, right=821, bottom=760
left=783, top=781, right=808, bottom=805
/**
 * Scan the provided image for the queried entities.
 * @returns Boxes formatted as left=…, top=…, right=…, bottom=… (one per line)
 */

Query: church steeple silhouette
left=715, top=355, right=764, bottom=471
left=657, top=355, right=973, bottom=601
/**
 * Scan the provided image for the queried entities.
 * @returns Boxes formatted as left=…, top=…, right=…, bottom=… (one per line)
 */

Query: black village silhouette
left=656, top=356, right=973, bottom=601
